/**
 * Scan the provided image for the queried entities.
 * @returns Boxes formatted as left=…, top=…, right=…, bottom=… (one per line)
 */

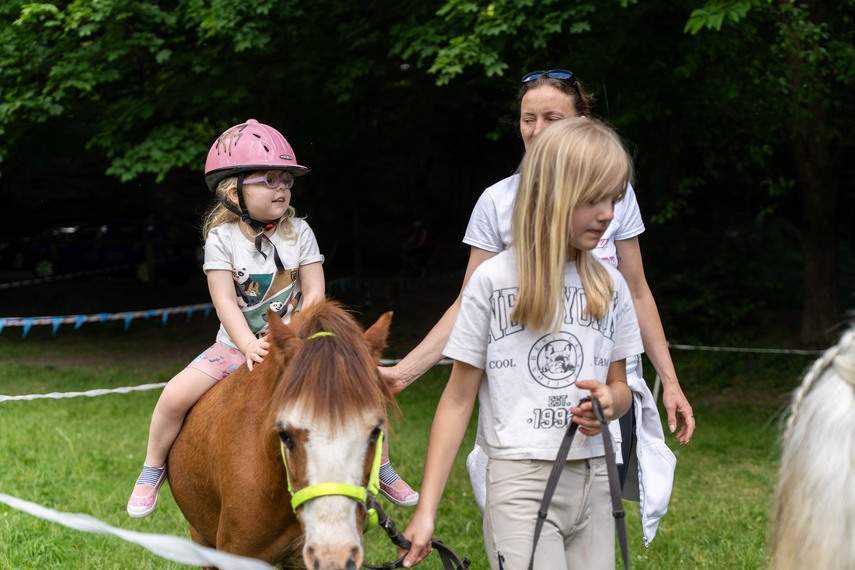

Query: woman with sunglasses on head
left=127, top=119, right=326, bottom=518
left=380, top=70, right=695, bottom=544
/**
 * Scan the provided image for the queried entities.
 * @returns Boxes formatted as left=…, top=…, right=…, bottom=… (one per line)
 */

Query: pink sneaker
left=127, top=466, right=167, bottom=518
left=380, top=477, right=419, bottom=508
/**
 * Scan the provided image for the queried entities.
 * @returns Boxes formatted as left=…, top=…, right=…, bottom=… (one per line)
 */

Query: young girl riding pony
left=401, top=118, right=643, bottom=569
left=127, top=119, right=325, bottom=517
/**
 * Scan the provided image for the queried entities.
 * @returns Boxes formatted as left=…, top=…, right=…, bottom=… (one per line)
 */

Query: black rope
left=527, top=397, right=630, bottom=570
left=362, top=498, right=470, bottom=570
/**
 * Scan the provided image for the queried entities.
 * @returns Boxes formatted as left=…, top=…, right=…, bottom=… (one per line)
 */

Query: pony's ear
left=267, top=308, right=297, bottom=345
left=363, top=311, right=392, bottom=362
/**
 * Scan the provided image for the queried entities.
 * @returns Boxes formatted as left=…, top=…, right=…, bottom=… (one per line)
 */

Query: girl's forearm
left=418, top=362, right=481, bottom=514
left=208, top=275, right=254, bottom=354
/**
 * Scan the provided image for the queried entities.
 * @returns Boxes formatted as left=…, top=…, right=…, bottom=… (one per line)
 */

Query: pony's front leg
left=188, top=523, right=219, bottom=570
left=215, top=513, right=303, bottom=568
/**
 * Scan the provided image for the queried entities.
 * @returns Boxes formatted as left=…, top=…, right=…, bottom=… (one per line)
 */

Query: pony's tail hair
left=771, top=324, right=855, bottom=569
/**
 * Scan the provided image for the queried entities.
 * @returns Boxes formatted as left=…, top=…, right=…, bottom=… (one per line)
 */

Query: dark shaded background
left=1, top=1, right=853, bottom=348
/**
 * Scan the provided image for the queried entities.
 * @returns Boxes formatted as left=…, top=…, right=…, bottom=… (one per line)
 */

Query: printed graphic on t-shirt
left=489, top=284, right=619, bottom=390
left=488, top=285, right=618, bottom=343
left=231, top=267, right=301, bottom=334
left=594, top=238, right=617, bottom=267
left=530, top=394, right=578, bottom=430
left=232, top=267, right=298, bottom=307
left=244, top=287, right=298, bottom=334
left=233, top=268, right=267, bottom=307
left=528, top=332, right=583, bottom=388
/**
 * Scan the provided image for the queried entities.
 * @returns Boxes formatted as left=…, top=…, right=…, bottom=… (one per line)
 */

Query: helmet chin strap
left=220, top=173, right=285, bottom=273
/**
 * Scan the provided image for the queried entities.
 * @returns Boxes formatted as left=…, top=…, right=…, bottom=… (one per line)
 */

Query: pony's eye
left=278, top=429, right=295, bottom=450
left=369, top=426, right=382, bottom=444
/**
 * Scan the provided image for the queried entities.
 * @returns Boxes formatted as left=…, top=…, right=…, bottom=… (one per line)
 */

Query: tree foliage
left=0, top=0, right=852, bottom=344
left=386, top=0, right=855, bottom=344
left=682, top=0, right=855, bottom=342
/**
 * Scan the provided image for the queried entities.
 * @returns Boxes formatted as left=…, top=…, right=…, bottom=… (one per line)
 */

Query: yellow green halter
left=279, top=329, right=383, bottom=531
left=280, top=430, right=384, bottom=531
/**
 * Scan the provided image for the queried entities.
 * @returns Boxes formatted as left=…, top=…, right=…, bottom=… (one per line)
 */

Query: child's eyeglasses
left=244, top=170, right=294, bottom=189
left=521, top=69, right=577, bottom=86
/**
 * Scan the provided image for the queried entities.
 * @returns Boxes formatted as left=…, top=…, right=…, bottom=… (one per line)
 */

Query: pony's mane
left=785, top=325, right=855, bottom=440
left=270, top=300, right=391, bottom=432
left=771, top=323, right=855, bottom=569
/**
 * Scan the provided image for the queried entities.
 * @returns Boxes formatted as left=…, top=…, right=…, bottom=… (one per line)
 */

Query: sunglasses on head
left=243, top=170, right=294, bottom=189
left=521, top=69, right=577, bottom=86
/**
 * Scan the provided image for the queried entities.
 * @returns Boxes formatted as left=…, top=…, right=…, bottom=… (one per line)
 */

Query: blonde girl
left=401, top=118, right=643, bottom=569
left=127, top=119, right=325, bottom=518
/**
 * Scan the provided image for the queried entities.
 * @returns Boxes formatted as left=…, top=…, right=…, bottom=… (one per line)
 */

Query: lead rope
left=363, top=498, right=471, bottom=570
left=526, top=397, right=629, bottom=570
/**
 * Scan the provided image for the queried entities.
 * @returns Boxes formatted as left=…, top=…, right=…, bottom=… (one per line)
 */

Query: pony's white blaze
left=278, top=401, right=380, bottom=570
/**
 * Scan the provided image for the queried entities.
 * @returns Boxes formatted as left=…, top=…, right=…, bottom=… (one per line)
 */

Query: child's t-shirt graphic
left=233, top=267, right=303, bottom=335
left=203, top=219, right=324, bottom=347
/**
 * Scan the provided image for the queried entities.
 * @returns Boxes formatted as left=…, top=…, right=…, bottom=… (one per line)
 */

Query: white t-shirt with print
left=443, top=250, right=644, bottom=461
left=203, top=219, right=324, bottom=348
left=463, top=173, right=646, bottom=376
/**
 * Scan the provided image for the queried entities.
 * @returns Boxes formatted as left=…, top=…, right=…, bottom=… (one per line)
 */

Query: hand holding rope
left=362, top=498, right=470, bottom=570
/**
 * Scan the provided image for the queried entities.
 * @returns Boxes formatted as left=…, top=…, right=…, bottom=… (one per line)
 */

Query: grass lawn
left=0, top=318, right=816, bottom=569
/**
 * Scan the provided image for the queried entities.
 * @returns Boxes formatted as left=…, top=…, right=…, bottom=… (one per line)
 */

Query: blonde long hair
left=771, top=324, right=855, bottom=569
left=510, top=118, right=632, bottom=334
left=202, top=175, right=298, bottom=242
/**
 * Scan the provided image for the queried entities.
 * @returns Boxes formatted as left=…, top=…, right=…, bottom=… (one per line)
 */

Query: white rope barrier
left=3, top=346, right=818, bottom=404
left=0, top=363, right=449, bottom=403
left=667, top=343, right=824, bottom=355
left=0, top=493, right=276, bottom=569
left=379, top=358, right=454, bottom=366
left=0, top=382, right=167, bottom=403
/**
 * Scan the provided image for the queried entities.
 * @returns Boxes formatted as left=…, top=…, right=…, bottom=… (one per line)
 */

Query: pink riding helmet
left=204, top=119, right=309, bottom=191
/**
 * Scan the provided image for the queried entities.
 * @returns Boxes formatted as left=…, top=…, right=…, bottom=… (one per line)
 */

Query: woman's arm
left=297, top=261, right=325, bottom=311
left=379, top=247, right=498, bottom=394
left=400, top=360, right=482, bottom=567
left=615, top=237, right=695, bottom=443
left=208, top=269, right=269, bottom=370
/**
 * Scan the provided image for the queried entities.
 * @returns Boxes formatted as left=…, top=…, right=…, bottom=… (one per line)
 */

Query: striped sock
left=135, top=464, right=165, bottom=487
left=379, top=461, right=400, bottom=485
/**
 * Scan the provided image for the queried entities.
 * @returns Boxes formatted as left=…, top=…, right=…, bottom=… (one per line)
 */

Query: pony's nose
left=304, top=543, right=361, bottom=570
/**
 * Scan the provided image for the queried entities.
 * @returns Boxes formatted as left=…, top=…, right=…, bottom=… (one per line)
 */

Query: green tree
left=2, top=0, right=852, bottom=344
left=686, top=0, right=855, bottom=344
left=394, top=0, right=855, bottom=345
left=0, top=0, right=516, bottom=277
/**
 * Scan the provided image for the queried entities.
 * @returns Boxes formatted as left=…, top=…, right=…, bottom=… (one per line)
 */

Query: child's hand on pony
left=243, top=335, right=271, bottom=371
left=570, top=379, right=619, bottom=436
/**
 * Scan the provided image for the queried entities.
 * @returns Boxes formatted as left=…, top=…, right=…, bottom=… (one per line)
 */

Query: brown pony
left=168, top=300, right=394, bottom=569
